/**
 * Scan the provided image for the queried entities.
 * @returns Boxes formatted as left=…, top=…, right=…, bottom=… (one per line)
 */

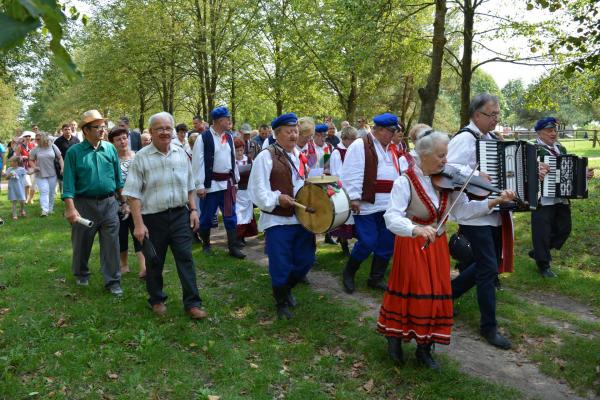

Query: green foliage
left=0, top=80, right=21, bottom=140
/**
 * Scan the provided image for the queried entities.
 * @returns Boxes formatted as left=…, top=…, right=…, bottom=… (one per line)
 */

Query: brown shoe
left=152, top=303, right=167, bottom=316
left=186, top=307, right=208, bottom=320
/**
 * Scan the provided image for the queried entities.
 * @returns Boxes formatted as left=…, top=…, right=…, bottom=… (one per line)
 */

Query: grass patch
left=0, top=198, right=522, bottom=399
left=561, top=139, right=600, bottom=158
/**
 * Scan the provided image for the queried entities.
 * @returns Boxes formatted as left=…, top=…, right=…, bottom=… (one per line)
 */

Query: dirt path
left=510, top=289, right=600, bottom=324
left=209, top=230, right=592, bottom=400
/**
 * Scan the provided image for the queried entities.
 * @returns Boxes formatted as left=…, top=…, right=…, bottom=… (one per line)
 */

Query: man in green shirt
left=62, top=110, right=126, bottom=296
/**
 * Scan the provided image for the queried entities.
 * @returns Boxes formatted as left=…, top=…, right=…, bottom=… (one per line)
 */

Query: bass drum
left=295, top=176, right=351, bottom=234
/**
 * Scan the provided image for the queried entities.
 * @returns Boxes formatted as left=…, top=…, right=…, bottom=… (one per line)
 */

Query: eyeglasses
left=154, top=127, right=174, bottom=134
left=89, top=125, right=108, bottom=131
left=479, top=111, right=500, bottom=119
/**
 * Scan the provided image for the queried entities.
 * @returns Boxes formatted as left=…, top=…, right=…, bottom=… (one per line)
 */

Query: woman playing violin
left=378, top=129, right=516, bottom=370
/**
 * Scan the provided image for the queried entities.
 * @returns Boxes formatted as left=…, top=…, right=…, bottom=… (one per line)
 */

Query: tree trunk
left=230, top=62, right=236, bottom=127
left=138, top=83, right=146, bottom=132
left=344, top=71, right=357, bottom=122
left=418, top=0, right=447, bottom=125
left=460, top=0, right=475, bottom=127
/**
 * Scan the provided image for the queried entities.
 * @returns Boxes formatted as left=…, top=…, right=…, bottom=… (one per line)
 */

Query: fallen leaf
left=363, top=379, right=374, bottom=392
left=107, top=372, right=119, bottom=380
left=249, top=363, right=258, bottom=369
left=207, top=396, right=220, bottom=400
left=54, top=351, right=62, bottom=357
left=55, top=317, right=67, bottom=328
left=47, top=268, right=57, bottom=273
left=0, top=308, right=9, bottom=315
left=28, top=392, right=39, bottom=397
left=45, top=377, right=55, bottom=383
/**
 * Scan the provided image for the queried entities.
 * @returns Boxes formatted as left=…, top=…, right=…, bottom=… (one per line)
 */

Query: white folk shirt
left=235, top=155, right=254, bottom=224
left=248, top=146, right=305, bottom=231
left=329, top=143, right=346, bottom=177
left=341, top=134, right=399, bottom=216
left=192, top=127, right=239, bottom=193
left=446, top=121, right=501, bottom=227
left=398, top=149, right=417, bottom=174
left=384, top=160, right=492, bottom=237
left=123, top=143, right=194, bottom=215
left=537, top=138, right=569, bottom=206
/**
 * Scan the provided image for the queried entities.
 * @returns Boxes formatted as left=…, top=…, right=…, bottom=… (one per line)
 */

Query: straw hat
left=79, top=109, right=105, bottom=129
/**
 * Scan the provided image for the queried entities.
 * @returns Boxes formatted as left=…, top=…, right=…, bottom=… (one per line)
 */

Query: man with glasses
left=356, top=117, right=370, bottom=138
left=62, top=110, right=125, bottom=296
left=341, top=113, right=401, bottom=294
left=446, top=93, right=513, bottom=350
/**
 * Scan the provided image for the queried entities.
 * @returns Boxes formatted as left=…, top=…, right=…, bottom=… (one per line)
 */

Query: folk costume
left=328, top=142, right=354, bottom=255
left=447, top=120, right=513, bottom=349
left=341, top=113, right=401, bottom=293
left=530, top=117, right=571, bottom=278
left=234, top=148, right=258, bottom=243
left=379, top=158, right=494, bottom=367
left=191, top=106, right=245, bottom=259
left=248, top=113, right=316, bottom=319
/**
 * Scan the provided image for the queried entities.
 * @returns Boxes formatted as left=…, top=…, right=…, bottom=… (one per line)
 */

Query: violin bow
left=421, top=163, right=479, bottom=251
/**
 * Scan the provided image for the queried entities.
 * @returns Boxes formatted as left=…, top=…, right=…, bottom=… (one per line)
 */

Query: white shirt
left=446, top=121, right=501, bottom=226
left=384, top=160, right=492, bottom=237
left=329, top=143, right=346, bottom=177
left=341, top=134, right=399, bottom=215
left=398, top=149, right=417, bottom=174
left=356, top=127, right=370, bottom=138
left=192, top=127, right=239, bottom=192
left=248, top=146, right=305, bottom=231
left=123, top=143, right=194, bottom=215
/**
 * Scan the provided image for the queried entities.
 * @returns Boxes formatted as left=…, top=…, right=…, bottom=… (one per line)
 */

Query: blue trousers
left=265, top=225, right=316, bottom=287
left=351, top=212, right=394, bottom=262
left=199, top=190, right=237, bottom=230
left=451, top=224, right=502, bottom=334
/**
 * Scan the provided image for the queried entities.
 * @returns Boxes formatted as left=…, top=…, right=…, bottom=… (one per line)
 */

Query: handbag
left=53, top=147, right=62, bottom=179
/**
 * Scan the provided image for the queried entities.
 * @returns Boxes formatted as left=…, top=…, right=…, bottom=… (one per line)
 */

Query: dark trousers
left=143, top=207, right=201, bottom=310
left=451, top=224, right=502, bottom=334
left=531, top=204, right=571, bottom=265
left=118, top=213, right=142, bottom=253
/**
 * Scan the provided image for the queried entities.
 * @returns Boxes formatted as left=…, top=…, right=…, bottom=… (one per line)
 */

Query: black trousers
left=143, top=207, right=201, bottom=310
left=531, top=203, right=571, bottom=265
left=118, top=213, right=143, bottom=253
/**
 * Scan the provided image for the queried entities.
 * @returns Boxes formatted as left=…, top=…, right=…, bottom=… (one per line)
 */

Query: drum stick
left=293, top=201, right=316, bottom=214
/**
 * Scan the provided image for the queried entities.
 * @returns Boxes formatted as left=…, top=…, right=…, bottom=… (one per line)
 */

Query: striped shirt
left=123, top=143, right=194, bottom=215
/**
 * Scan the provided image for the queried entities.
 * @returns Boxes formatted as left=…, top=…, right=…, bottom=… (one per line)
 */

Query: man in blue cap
left=530, top=117, right=593, bottom=277
left=191, top=106, right=245, bottom=259
left=340, top=112, right=401, bottom=294
left=248, top=112, right=315, bottom=319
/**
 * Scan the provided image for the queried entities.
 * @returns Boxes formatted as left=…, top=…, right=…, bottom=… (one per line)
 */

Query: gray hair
left=148, top=112, right=175, bottom=129
left=414, top=130, right=450, bottom=156
left=340, top=126, right=357, bottom=141
left=468, top=93, right=499, bottom=118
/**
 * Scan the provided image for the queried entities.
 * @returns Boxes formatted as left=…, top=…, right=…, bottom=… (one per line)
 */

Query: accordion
left=476, top=140, right=539, bottom=211
left=541, top=155, right=588, bottom=199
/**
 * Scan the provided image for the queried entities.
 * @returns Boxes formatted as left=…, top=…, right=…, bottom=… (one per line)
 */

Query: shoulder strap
left=453, top=127, right=479, bottom=140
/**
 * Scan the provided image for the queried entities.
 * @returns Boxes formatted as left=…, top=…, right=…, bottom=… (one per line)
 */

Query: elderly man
left=248, top=113, right=315, bottom=319
left=531, top=117, right=594, bottom=278
left=356, top=117, right=370, bottom=138
left=191, top=115, right=204, bottom=134
left=62, top=110, right=124, bottom=295
left=192, top=106, right=245, bottom=259
left=118, top=117, right=142, bottom=152
left=447, top=93, right=512, bottom=350
left=123, top=112, right=206, bottom=319
left=341, top=113, right=401, bottom=294
left=239, top=123, right=259, bottom=160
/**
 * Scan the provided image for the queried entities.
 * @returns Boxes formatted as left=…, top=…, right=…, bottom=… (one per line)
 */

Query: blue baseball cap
left=211, top=106, right=231, bottom=120
left=373, top=113, right=400, bottom=130
left=315, top=123, right=328, bottom=133
left=534, top=117, right=558, bottom=132
left=271, top=113, right=298, bottom=130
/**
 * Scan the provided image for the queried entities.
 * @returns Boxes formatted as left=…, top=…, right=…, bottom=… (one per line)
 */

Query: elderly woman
left=29, top=132, right=63, bottom=216
left=378, top=129, right=516, bottom=370
left=108, top=128, right=146, bottom=278
left=248, top=113, right=315, bottom=320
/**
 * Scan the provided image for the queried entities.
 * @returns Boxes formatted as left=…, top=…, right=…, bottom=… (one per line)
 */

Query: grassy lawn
left=0, top=199, right=523, bottom=399
left=560, top=138, right=600, bottom=158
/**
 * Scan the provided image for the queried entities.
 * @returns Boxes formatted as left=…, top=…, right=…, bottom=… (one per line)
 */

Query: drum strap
left=274, top=144, right=305, bottom=180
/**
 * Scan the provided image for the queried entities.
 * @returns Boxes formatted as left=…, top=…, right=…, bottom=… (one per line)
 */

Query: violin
left=430, top=165, right=528, bottom=210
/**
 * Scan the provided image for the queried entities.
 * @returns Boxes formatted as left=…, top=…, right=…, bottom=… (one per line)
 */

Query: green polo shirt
left=61, top=139, right=123, bottom=199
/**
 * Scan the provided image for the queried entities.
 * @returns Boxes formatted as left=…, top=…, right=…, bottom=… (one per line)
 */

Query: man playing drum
left=247, top=113, right=315, bottom=320
left=340, top=113, right=401, bottom=293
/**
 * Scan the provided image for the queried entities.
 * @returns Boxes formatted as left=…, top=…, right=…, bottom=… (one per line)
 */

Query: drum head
left=306, top=176, right=339, bottom=185
left=295, top=184, right=333, bottom=234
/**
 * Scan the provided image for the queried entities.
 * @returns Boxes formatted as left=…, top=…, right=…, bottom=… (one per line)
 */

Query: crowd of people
left=0, top=92, right=593, bottom=371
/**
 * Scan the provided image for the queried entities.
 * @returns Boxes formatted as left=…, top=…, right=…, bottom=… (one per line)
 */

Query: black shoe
left=286, top=275, right=302, bottom=307
left=226, top=229, right=246, bottom=259
left=273, top=286, right=293, bottom=319
left=494, top=275, right=502, bottom=291
left=386, top=336, right=403, bottom=365
left=340, top=240, right=350, bottom=257
left=528, top=249, right=535, bottom=260
left=366, top=256, right=388, bottom=291
left=540, top=268, right=557, bottom=278
left=299, top=275, right=310, bottom=285
left=237, top=237, right=246, bottom=247
left=415, top=344, right=440, bottom=370
left=324, top=233, right=336, bottom=245
left=342, top=258, right=362, bottom=294
left=481, top=330, right=511, bottom=350
left=199, top=230, right=211, bottom=254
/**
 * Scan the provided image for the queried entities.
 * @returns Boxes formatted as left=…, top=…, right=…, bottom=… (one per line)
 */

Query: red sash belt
left=212, top=172, right=236, bottom=217
left=375, top=180, right=394, bottom=193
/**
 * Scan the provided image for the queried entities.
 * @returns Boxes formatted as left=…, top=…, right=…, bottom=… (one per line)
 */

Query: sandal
left=20, top=211, right=26, bottom=217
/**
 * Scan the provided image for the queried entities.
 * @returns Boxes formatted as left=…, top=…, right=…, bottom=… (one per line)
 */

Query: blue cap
left=271, top=113, right=298, bottom=130
left=373, top=113, right=400, bottom=129
left=315, top=123, right=328, bottom=133
left=535, top=117, right=558, bottom=132
left=211, top=106, right=231, bottom=120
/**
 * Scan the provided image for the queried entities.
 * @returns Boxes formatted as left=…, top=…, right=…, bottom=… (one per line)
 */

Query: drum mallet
left=293, top=201, right=316, bottom=214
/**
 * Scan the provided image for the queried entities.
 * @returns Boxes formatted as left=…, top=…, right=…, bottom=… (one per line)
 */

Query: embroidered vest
left=361, top=134, right=378, bottom=203
left=405, top=168, right=449, bottom=233
left=263, top=145, right=295, bottom=217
